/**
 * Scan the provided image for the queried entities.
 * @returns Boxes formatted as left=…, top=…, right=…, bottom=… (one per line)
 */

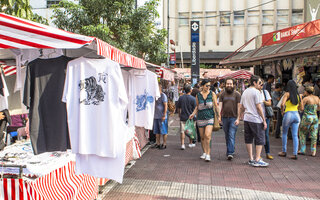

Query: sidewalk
left=100, top=114, right=320, bottom=200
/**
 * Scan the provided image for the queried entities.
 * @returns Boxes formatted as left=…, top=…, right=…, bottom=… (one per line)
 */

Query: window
left=220, top=11, right=231, bottom=26
left=192, top=12, right=202, bottom=24
left=262, top=10, right=273, bottom=25
left=292, top=9, right=303, bottom=26
left=179, top=12, right=189, bottom=26
left=205, top=12, right=217, bottom=26
left=47, top=0, right=61, bottom=8
left=277, top=10, right=289, bottom=25
left=234, top=11, right=244, bottom=25
left=248, top=10, right=259, bottom=25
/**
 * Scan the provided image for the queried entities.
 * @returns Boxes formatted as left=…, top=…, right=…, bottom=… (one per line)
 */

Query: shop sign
left=190, top=20, right=200, bottom=85
left=169, top=54, right=176, bottom=65
left=261, top=19, right=320, bottom=46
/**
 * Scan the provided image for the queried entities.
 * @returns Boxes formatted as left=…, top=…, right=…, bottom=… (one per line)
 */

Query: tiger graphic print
left=79, top=76, right=106, bottom=105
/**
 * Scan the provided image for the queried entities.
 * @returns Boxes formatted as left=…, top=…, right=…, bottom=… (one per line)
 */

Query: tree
left=52, top=0, right=167, bottom=65
left=0, top=0, right=48, bottom=24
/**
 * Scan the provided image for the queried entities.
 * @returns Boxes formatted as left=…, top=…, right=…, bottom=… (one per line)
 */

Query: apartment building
left=163, top=0, right=306, bottom=67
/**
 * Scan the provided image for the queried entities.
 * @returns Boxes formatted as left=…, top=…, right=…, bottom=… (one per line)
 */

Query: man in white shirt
left=239, top=75, right=268, bottom=167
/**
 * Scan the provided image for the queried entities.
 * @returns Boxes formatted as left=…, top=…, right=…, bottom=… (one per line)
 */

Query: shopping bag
left=184, top=119, right=196, bottom=140
left=160, top=118, right=168, bottom=134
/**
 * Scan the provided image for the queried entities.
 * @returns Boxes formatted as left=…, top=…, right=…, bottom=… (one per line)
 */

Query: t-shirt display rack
left=0, top=12, right=153, bottom=200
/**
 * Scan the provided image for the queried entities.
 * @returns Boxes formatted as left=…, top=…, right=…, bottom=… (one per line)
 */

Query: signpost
left=191, top=21, right=200, bottom=86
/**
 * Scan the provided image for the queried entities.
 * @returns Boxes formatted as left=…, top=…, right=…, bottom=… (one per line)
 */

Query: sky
left=138, top=0, right=163, bottom=28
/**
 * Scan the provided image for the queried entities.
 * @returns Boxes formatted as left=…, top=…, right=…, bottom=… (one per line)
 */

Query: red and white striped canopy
left=0, top=13, right=146, bottom=69
left=219, top=70, right=253, bottom=80
left=0, top=13, right=94, bottom=49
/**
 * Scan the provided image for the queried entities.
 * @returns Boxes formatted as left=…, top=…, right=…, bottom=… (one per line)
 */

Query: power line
left=169, top=0, right=276, bottom=20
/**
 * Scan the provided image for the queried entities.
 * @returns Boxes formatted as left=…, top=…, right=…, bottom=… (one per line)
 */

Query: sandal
left=278, top=152, right=287, bottom=157
left=290, top=155, right=298, bottom=160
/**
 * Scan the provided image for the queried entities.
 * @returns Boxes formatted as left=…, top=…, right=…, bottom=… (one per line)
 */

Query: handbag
left=212, top=92, right=220, bottom=131
left=263, top=90, right=274, bottom=118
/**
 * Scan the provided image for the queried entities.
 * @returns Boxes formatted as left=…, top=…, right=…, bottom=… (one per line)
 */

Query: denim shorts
left=244, top=121, right=265, bottom=145
left=153, top=119, right=168, bottom=135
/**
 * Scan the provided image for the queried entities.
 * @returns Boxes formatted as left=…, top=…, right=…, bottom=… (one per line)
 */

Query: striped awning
left=219, top=70, right=253, bottom=80
left=0, top=13, right=146, bottom=69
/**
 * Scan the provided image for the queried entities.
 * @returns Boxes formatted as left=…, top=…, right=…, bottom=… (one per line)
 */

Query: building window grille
left=179, top=12, right=189, bottom=26
left=205, top=12, right=217, bottom=26
left=234, top=11, right=244, bottom=25
left=248, top=10, right=259, bottom=25
left=292, top=9, right=303, bottom=26
left=277, top=9, right=289, bottom=25
left=220, top=11, right=230, bottom=26
left=262, top=10, right=273, bottom=25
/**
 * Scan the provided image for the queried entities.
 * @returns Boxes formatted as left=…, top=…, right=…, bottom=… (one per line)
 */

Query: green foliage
left=51, top=0, right=167, bottom=65
left=0, top=0, right=48, bottom=24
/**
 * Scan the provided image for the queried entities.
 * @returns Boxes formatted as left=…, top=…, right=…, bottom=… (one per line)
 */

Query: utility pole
left=166, top=0, right=170, bottom=68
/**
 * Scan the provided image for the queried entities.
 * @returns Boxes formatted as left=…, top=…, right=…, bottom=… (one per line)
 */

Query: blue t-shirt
left=177, top=94, right=197, bottom=121
left=154, top=93, right=168, bottom=119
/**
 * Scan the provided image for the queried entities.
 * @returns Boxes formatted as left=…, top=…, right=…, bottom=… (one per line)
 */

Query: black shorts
left=244, top=121, right=265, bottom=145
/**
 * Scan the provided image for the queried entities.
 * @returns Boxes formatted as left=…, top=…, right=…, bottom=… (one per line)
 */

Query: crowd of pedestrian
left=149, top=73, right=320, bottom=167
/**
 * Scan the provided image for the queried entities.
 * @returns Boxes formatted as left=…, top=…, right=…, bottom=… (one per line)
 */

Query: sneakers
left=200, top=153, right=206, bottom=159
left=181, top=144, right=185, bottom=150
left=248, top=159, right=255, bottom=166
left=227, top=155, right=233, bottom=160
left=205, top=155, right=211, bottom=162
left=252, top=158, right=269, bottom=167
left=188, top=143, right=196, bottom=148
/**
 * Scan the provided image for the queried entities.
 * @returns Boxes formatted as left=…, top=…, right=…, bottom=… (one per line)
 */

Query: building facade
left=163, top=0, right=306, bottom=67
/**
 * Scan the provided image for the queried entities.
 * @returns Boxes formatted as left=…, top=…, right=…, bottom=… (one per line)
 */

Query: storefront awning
left=220, top=20, right=320, bottom=66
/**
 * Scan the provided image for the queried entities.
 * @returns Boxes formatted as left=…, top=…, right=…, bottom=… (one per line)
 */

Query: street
left=100, top=114, right=320, bottom=200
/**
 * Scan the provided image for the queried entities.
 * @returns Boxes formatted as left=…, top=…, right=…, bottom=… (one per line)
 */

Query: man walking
left=238, top=75, right=268, bottom=167
left=219, top=78, right=241, bottom=160
left=177, top=84, right=197, bottom=149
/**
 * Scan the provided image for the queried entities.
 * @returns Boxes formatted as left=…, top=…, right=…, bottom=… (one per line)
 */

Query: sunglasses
left=205, top=85, right=210, bottom=87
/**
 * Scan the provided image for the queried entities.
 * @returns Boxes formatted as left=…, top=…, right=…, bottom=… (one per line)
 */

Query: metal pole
left=135, top=0, right=137, bottom=9
left=180, top=45, right=184, bottom=68
left=167, top=0, right=170, bottom=67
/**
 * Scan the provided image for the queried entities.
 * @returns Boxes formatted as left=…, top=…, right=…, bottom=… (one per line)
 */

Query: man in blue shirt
left=177, top=85, right=197, bottom=150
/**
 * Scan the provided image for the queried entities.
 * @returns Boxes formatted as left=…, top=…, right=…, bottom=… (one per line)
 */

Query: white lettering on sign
left=280, top=27, right=305, bottom=39
left=192, top=42, right=196, bottom=65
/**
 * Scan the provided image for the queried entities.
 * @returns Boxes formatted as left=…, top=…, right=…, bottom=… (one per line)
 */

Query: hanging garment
left=62, top=57, right=128, bottom=158
left=0, top=72, right=9, bottom=110
left=62, top=57, right=128, bottom=182
left=127, top=69, right=160, bottom=130
left=23, top=56, right=72, bottom=155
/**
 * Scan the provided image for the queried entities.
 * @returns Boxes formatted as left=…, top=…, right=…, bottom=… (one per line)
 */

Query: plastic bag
left=184, top=119, right=196, bottom=140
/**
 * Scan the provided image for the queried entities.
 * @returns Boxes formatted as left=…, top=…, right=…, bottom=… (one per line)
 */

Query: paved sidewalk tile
left=100, top=114, right=320, bottom=200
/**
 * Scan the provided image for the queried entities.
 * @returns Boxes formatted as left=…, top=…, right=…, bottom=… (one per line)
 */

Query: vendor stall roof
left=0, top=13, right=145, bottom=69
left=173, top=68, right=231, bottom=79
left=220, top=19, right=320, bottom=66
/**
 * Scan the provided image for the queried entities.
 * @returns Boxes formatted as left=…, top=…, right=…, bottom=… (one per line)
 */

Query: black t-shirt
left=176, top=94, right=196, bottom=121
left=23, top=56, right=73, bottom=154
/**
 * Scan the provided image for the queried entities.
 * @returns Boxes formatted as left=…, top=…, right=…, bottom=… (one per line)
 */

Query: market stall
left=219, top=19, right=320, bottom=86
left=0, top=13, right=157, bottom=199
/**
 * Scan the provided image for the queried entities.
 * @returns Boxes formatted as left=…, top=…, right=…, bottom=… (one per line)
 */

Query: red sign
left=261, top=19, right=320, bottom=46
left=170, top=54, right=176, bottom=61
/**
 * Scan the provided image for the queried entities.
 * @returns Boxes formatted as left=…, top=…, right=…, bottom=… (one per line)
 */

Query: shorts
left=180, top=121, right=196, bottom=134
left=153, top=119, right=168, bottom=135
left=244, top=121, right=265, bottom=145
